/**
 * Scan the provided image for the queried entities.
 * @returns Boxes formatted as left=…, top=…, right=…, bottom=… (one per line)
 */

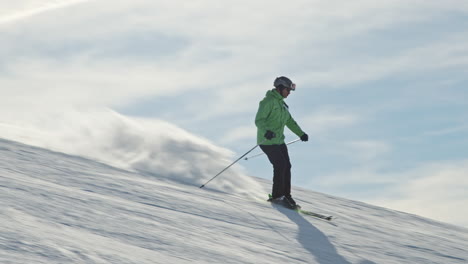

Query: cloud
left=309, top=159, right=468, bottom=226
left=424, top=124, right=468, bottom=137
left=0, top=0, right=91, bottom=25
left=2, top=0, right=467, bottom=124
left=301, top=108, right=361, bottom=136
left=307, top=140, right=393, bottom=189
left=342, top=140, right=392, bottom=162
left=370, top=160, right=468, bottom=227
left=220, top=125, right=256, bottom=145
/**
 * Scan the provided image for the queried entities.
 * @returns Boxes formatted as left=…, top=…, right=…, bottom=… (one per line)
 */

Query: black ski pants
left=259, top=143, right=292, bottom=199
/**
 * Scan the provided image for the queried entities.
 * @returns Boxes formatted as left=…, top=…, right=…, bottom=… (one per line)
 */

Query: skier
left=255, top=76, right=309, bottom=209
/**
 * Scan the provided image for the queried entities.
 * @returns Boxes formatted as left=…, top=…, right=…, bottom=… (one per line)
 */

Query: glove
left=300, top=133, right=309, bottom=142
left=264, top=130, right=276, bottom=140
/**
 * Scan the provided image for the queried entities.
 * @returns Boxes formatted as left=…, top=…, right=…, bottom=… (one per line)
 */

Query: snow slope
left=1, top=138, right=468, bottom=264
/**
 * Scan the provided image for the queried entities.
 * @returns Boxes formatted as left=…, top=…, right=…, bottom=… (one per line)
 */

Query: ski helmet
left=274, top=76, right=296, bottom=91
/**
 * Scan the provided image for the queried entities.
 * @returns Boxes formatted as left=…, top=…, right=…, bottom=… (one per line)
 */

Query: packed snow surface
left=1, top=138, right=468, bottom=263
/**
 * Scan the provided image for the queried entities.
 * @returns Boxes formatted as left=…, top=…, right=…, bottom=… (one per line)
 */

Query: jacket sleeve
left=286, top=115, right=305, bottom=137
left=255, top=99, right=272, bottom=131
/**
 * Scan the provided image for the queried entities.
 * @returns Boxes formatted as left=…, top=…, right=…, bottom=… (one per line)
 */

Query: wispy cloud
left=2, top=0, right=467, bottom=121
left=302, top=108, right=361, bottom=136
left=423, top=124, right=468, bottom=137
left=0, top=0, right=91, bottom=25
left=220, top=125, right=256, bottom=145
left=307, top=159, right=468, bottom=226
left=370, top=160, right=468, bottom=227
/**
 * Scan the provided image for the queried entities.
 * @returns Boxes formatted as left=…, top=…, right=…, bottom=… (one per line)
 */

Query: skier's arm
left=255, top=100, right=273, bottom=131
left=286, top=116, right=305, bottom=138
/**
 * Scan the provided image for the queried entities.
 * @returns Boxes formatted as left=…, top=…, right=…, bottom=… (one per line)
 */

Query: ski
left=296, top=209, right=333, bottom=221
left=268, top=194, right=333, bottom=221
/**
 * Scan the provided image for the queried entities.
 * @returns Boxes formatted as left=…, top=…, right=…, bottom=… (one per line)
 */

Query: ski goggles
left=288, top=83, right=296, bottom=91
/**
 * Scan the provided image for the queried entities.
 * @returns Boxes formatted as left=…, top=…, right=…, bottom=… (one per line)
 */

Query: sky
left=1, top=0, right=468, bottom=227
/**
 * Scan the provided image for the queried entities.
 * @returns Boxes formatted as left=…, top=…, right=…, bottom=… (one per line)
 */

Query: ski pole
left=243, top=138, right=301, bottom=161
left=200, top=139, right=266, bottom=189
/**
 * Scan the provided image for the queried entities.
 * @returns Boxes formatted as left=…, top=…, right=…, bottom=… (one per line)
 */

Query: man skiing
left=255, top=76, right=309, bottom=209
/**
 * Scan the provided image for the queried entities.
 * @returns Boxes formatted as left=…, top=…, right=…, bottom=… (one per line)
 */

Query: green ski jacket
left=255, top=89, right=305, bottom=145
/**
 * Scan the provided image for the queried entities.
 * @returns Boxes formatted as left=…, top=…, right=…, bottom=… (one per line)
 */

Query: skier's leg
left=279, top=144, right=292, bottom=197
left=260, top=145, right=288, bottom=199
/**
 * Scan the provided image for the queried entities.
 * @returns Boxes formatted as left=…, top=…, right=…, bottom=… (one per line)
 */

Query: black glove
left=264, top=130, right=276, bottom=140
left=300, top=133, right=309, bottom=142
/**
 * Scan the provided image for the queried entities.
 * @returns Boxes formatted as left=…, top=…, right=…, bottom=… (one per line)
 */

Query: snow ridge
left=1, top=138, right=468, bottom=264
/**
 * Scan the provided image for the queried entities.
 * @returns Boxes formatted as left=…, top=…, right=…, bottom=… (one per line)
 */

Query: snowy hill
left=1, top=137, right=468, bottom=264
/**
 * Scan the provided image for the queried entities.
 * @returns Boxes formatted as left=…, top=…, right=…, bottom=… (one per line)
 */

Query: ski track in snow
left=1, top=138, right=468, bottom=264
